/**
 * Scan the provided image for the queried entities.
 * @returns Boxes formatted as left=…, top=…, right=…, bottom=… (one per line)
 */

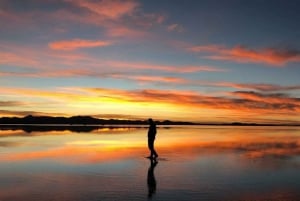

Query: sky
left=0, top=0, right=300, bottom=123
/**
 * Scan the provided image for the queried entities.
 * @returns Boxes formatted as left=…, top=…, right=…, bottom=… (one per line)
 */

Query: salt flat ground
left=0, top=126, right=300, bottom=201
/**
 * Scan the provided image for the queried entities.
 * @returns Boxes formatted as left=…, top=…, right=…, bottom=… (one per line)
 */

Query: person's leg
left=148, top=138, right=154, bottom=157
left=152, top=139, right=158, bottom=158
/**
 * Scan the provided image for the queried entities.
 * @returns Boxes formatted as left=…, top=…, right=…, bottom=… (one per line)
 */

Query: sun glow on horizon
left=0, top=0, right=299, bottom=124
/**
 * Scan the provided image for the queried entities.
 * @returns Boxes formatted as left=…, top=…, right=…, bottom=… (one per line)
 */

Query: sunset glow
left=0, top=1, right=299, bottom=123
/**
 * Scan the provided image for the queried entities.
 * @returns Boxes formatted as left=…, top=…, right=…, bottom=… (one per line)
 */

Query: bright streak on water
left=0, top=126, right=300, bottom=201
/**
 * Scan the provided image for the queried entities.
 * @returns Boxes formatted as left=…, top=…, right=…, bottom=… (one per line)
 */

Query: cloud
left=1, top=41, right=227, bottom=80
left=111, top=74, right=188, bottom=84
left=85, top=88, right=300, bottom=113
left=0, top=51, right=40, bottom=68
left=231, top=91, right=300, bottom=111
left=107, top=61, right=226, bottom=73
left=0, top=101, right=26, bottom=107
left=104, top=25, right=147, bottom=38
left=215, top=82, right=300, bottom=92
left=188, top=45, right=300, bottom=66
left=73, top=0, right=139, bottom=20
left=0, top=42, right=90, bottom=71
left=48, top=39, right=112, bottom=50
left=1, top=86, right=299, bottom=123
left=0, top=110, right=66, bottom=117
left=167, top=23, right=184, bottom=33
left=0, top=0, right=166, bottom=40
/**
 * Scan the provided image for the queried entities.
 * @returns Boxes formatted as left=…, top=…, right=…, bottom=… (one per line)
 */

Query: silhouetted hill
left=0, top=115, right=299, bottom=127
left=0, top=115, right=195, bottom=125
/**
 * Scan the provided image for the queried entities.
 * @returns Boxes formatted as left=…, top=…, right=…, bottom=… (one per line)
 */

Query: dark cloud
left=189, top=44, right=300, bottom=65
left=218, top=82, right=300, bottom=92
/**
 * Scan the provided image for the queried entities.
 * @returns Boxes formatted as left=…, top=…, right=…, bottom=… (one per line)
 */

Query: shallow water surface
left=0, top=126, right=300, bottom=201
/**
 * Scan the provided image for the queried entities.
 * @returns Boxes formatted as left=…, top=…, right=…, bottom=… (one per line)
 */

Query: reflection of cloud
left=237, top=189, right=300, bottom=201
left=0, top=141, right=24, bottom=147
left=188, top=44, right=300, bottom=66
left=48, top=39, right=112, bottom=50
left=2, top=134, right=300, bottom=164
left=0, top=140, right=300, bottom=163
left=209, top=141, right=300, bottom=159
left=0, top=145, right=143, bottom=164
left=160, top=138, right=300, bottom=161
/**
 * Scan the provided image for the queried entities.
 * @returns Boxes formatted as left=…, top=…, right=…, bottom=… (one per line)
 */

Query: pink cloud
left=104, top=25, right=147, bottom=38
left=107, top=61, right=225, bottom=73
left=0, top=51, right=39, bottom=67
left=188, top=44, right=300, bottom=66
left=74, top=0, right=139, bottom=19
left=0, top=0, right=164, bottom=40
left=48, top=39, right=112, bottom=50
left=0, top=43, right=225, bottom=79
left=111, top=74, right=188, bottom=84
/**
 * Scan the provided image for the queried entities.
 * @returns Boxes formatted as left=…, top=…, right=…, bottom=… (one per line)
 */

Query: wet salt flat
left=0, top=126, right=300, bottom=201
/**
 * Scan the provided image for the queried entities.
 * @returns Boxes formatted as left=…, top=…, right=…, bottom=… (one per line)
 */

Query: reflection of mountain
left=0, top=125, right=100, bottom=133
left=0, top=124, right=144, bottom=133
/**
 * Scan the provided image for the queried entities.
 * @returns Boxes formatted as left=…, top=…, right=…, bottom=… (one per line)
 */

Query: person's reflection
left=147, top=158, right=158, bottom=198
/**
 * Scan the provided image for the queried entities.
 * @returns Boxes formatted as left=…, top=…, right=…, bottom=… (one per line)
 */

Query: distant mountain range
left=0, top=115, right=299, bottom=127
left=0, top=115, right=194, bottom=125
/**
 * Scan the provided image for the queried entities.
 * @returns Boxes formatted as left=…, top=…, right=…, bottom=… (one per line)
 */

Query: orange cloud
left=74, top=0, right=139, bottom=19
left=1, top=86, right=299, bottom=123
left=0, top=101, right=26, bottom=107
left=85, top=87, right=300, bottom=114
left=48, top=39, right=112, bottom=50
left=188, top=45, right=300, bottom=66
left=0, top=110, right=66, bottom=117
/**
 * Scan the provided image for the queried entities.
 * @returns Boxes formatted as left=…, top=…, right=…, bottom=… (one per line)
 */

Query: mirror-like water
left=0, top=126, right=300, bottom=201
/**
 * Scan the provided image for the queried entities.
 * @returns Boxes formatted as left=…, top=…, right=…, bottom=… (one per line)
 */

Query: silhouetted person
left=147, top=118, right=158, bottom=158
left=147, top=158, right=158, bottom=198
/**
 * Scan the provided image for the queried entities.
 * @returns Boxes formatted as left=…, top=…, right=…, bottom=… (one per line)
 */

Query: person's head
left=148, top=118, right=153, bottom=124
